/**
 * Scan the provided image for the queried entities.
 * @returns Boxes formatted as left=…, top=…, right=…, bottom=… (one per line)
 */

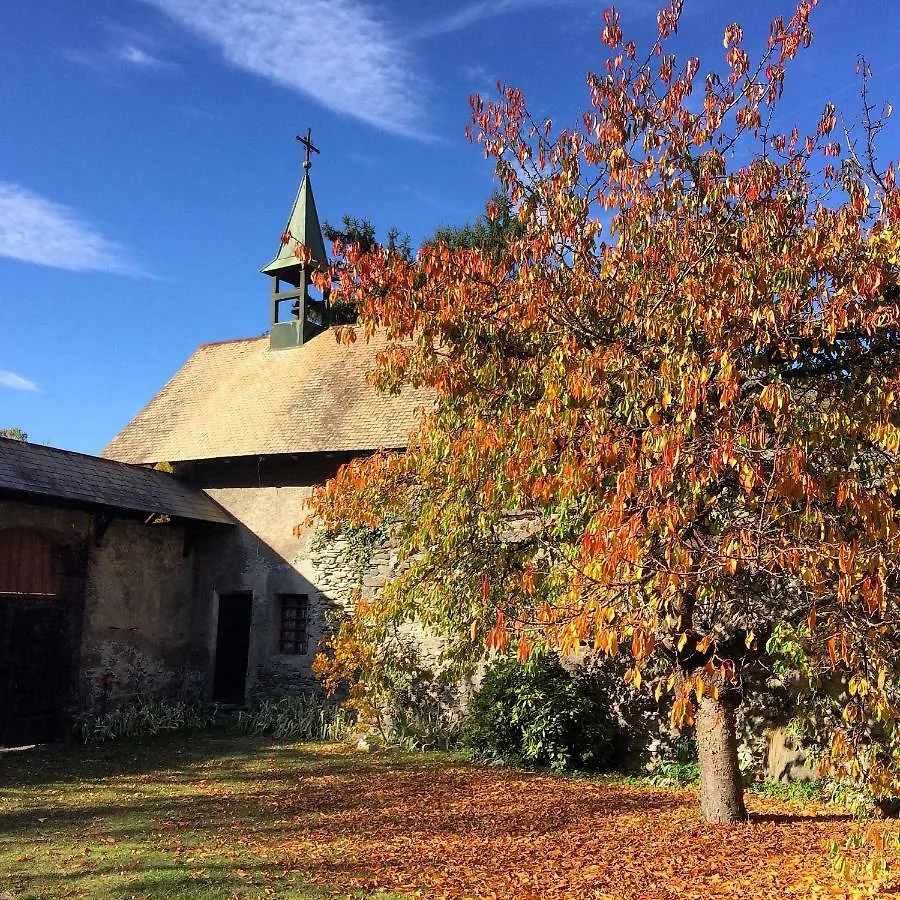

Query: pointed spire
left=264, top=129, right=331, bottom=350
left=260, top=171, right=328, bottom=279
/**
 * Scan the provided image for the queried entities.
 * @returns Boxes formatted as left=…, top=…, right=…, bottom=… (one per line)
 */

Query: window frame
left=277, top=593, right=309, bottom=655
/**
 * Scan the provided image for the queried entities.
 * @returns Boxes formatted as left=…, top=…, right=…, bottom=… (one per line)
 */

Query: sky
left=1, top=0, right=898, bottom=454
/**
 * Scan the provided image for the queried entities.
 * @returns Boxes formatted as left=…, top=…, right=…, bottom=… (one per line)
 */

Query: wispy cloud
left=414, top=0, right=577, bottom=39
left=0, top=183, right=143, bottom=276
left=60, top=48, right=104, bottom=70
left=140, top=0, right=427, bottom=138
left=115, top=44, right=168, bottom=68
left=459, top=64, right=499, bottom=97
left=62, top=42, right=172, bottom=72
left=0, top=371, right=38, bottom=392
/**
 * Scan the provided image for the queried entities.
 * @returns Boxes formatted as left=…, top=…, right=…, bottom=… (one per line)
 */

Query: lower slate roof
left=102, top=329, right=429, bottom=464
left=0, top=438, right=233, bottom=524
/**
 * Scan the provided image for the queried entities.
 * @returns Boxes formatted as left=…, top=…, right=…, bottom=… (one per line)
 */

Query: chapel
left=0, top=135, right=423, bottom=743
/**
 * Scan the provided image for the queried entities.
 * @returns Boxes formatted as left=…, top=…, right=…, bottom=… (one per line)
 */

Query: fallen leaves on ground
left=1, top=735, right=897, bottom=898
left=243, top=747, right=897, bottom=899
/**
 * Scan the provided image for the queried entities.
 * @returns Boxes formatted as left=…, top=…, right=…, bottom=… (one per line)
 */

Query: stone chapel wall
left=193, top=481, right=394, bottom=704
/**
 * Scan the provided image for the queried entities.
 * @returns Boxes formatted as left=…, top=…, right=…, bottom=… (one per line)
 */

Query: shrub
left=463, top=653, right=625, bottom=772
left=748, top=778, right=827, bottom=803
left=236, top=694, right=352, bottom=741
left=315, top=611, right=465, bottom=752
left=646, top=736, right=701, bottom=787
left=74, top=698, right=216, bottom=744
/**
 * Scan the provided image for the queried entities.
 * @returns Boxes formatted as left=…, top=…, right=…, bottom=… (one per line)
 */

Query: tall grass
left=74, top=698, right=217, bottom=744
left=236, top=694, right=353, bottom=741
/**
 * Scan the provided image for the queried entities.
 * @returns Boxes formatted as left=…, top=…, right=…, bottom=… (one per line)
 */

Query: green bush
left=74, top=698, right=217, bottom=744
left=463, top=653, right=625, bottom=772
left=646, top=736, right=700, bottom=787
left=236, top=694, right=352, bottom=741
left=748, top=778, right=826, bottom=803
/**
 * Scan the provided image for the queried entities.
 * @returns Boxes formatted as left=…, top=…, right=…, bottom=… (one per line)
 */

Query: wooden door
left=0, top=529, right=67, bottom=745
left=0, top=596, right=67, bottom=745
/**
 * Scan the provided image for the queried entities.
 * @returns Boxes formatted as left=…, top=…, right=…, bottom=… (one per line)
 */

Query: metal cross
left=296, top=127, right=320, bottom=170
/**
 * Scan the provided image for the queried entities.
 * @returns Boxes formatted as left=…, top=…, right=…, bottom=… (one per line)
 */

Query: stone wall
left=194, top=480, right=394, bottom=704
left=1, top=452, right=404, bottom=729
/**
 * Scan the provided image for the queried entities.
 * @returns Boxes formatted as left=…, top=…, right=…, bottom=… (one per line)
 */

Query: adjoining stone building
left=0, top=438, right=232, bottom=745
left=0, top=146, right=424, bottom=744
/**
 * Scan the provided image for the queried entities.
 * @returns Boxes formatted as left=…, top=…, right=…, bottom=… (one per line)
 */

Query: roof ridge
left=197, top=334, right=268, bottom=350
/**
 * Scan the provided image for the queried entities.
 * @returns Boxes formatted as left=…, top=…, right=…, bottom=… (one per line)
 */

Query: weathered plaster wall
left=0, top=499, right=205, bottom=720
left=80, top=517, right=201, bottom=712
left=0, top=499, right=91, bottom=542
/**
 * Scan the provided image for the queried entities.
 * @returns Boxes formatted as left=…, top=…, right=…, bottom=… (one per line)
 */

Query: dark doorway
left=0, top=596, right=68, bottom=745
left=213, top=592, right=252, bottom=704
left=0, top=529, right=69, bottom=746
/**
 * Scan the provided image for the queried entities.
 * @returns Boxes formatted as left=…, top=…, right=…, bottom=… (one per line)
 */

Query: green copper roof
left=261, top=173, right=328, bottom=278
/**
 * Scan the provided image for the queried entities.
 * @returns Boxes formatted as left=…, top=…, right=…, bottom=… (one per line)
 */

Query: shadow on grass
left=0, top=758, right=690, bottom=840
left=0, top=731, right=279, bottom=787
left=3, top=855, right=328, bottom=900
left=0, top=730, right=420, bottom=791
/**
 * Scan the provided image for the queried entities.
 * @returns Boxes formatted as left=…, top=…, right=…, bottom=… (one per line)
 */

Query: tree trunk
left=695, top=691, right=747, bottom=824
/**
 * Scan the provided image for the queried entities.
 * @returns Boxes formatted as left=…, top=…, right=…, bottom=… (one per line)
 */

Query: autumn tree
left=0, top=428, right=27, bottom=441
left=322, top=216, right=412, bottom=325
left=311, top=0, right=900, bottom=824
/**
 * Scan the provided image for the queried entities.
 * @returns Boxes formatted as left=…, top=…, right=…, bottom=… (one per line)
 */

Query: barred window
left=278, top=594, right=309, bottom=655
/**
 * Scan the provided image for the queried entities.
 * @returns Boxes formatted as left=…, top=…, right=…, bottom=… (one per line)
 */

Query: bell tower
left=261, top=129, right=330, bottom=350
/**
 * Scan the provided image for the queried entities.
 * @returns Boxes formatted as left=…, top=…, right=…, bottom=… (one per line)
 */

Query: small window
left=278, top=594, right=309, bottom=655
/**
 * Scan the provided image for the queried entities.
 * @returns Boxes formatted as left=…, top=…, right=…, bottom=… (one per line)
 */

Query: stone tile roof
left=102, top=330, right=428, bottom=464
left=0, top=439, right=233, bottom=524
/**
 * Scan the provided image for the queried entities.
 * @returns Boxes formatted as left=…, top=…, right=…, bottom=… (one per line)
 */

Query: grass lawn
left=0, top=732, right=895, bottom=899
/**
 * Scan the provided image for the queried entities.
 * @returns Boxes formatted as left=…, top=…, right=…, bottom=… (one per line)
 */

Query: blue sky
left=0, top=0, right=897, bottom=454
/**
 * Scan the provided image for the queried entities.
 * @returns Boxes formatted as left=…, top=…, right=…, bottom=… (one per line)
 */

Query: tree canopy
left=311, top=0, right=900, bottom=824
left=424, top=192, right=525, bottom=263
left=0, top=428, right=27, bottom=441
